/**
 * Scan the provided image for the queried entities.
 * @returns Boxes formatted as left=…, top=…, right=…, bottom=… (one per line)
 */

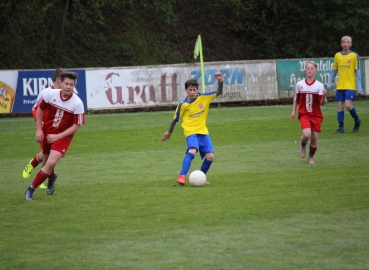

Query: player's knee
left=45, top=157, right=59, bottom=169
left=42, top=163, right=55, bottom=174
left=302, top=133, right=311, bottom=140
left=205, top=152, right=214, bottom=161
left=188, top=148, right=197, bottom=154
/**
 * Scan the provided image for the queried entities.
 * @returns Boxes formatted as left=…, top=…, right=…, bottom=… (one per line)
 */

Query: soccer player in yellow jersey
left=328, top=36, right=362, bottom=133
left=162, top=72, right=223, bottom=185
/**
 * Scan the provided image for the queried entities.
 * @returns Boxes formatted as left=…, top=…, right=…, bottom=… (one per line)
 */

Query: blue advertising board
left=12, top=69, right=87, bottom=113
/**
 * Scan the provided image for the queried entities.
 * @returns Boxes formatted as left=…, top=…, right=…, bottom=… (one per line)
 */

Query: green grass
left=1, top=100, right=369, bottom=269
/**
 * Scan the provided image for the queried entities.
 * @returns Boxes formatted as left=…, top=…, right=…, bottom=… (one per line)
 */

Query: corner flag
left=194, top=35, right=206, bottom=93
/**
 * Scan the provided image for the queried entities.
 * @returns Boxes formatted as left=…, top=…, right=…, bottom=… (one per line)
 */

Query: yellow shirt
left=333, top=51, right=359, bottom=90
left=173, top=91, right=217, bottom=137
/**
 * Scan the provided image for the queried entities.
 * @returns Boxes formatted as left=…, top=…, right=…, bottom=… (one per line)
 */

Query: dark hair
left=61, top=72, right=78, bottom=82
left=53, top=68, right=68, bottom=82
left=185, top=79, right=198, bottom=89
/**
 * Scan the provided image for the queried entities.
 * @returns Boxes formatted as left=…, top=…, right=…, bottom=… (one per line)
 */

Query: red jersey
left=294, top=79, right=324, bottom=119
left=32, top=86, right=55, bottom=120
left=36, top=88, right=85, bottom=136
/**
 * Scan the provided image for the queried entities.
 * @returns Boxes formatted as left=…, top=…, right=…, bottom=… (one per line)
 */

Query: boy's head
left=54, top=68, right=68, bottom=82
left=60, top=72, right=78, bottom=98
left=185, top=79, right=198, bottom=89
left=305, top=61, right=317, bottom=70
left=184, top=79, right=199, bottom=99
left=341, top=36, right=352, bottom=51
left=61, top=72, right=78, bottom=83
left=305, top=61, right=317, bottom=77
left=53, top=68, right=68, bottom=88
left=341, top=36, right=352, bottom=43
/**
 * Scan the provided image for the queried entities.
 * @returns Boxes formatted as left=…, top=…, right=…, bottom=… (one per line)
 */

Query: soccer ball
left=189, top=170, right=206, bottom=187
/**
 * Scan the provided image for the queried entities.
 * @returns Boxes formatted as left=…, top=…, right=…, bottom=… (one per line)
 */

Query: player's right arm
left=162, top=104, right=181, bottom=141
left=327, top=70, right=337, bottom=90
left=35, top=105, right=44, bottom=142
left=290, top=83, right=300, bottom=120
left=32, top=89, right=45, bottom=120
left=290, top=98, right=298, bottom=120
left=162, top=119, right=177, bottom=141
left=328, top=53, right=339, bottom=90
left=356, top=69, right=363, bottom=93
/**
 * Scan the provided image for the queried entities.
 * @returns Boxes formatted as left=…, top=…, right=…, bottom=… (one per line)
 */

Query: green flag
left=194, top=35, right=206, bottom=92
left=194, top=35, right=201, bottom=59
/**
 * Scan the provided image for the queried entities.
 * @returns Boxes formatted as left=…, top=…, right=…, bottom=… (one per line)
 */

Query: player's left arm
left=320, top=89, right=328, bottom=106
left=46, top=124, right=80, bottom=143
left=354, top=53, right=363, bottom=93
left=46, top=101, right=84, bottom=143
left=356, top=69, right=363, bottom=93
left=215, top=72, right=223, bottom=96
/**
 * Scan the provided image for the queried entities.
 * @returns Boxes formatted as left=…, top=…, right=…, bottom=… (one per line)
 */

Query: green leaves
left=0, top=0, right=369, bottom=69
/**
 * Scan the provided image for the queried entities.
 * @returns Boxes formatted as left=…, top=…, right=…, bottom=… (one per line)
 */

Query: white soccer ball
left=189, top=170, right=206, bottom=187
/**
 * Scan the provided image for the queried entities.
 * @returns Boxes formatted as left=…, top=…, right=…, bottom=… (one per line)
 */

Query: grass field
left=1, top=100, right=368, bottom=269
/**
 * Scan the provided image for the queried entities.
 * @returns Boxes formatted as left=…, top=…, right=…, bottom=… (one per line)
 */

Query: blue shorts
left=186, top=134, right=214, bottom=159
left=335, top=90, right=355, bottom=102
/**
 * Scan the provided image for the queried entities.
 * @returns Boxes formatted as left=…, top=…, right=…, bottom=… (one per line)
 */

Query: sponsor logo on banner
left=0, top=71, right=17, bottom=114
left=0, top=81, right=16, bottom=113
left=86, top=67, right=247, bottom=110
left=12, top=70, right=87, bottom=113
left=277, top=59, right=336, bottom=98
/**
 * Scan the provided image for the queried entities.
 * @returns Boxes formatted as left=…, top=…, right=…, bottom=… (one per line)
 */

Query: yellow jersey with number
left=173, top=91, right=217, bottom=137
left=333, top=51, right=359, bottom=90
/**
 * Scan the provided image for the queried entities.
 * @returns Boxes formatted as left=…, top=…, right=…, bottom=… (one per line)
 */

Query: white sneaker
left=308, top=156, right=315, bottom=164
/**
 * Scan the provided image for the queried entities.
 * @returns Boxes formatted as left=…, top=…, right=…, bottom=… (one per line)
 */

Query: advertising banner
left=5, top=57, right=367, bottom=114
left=86, top=61, right=278, bottom=110
left=0, top=71, right=18, bottom=113
left=277, top=58, right=366, bottom=98
left=0, top=69, right=87, bottom=113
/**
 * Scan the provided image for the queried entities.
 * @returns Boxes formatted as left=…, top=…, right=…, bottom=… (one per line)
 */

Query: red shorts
left=299, top=115, right=322, bottom=132
left=42, top=135, right=73, bottom=156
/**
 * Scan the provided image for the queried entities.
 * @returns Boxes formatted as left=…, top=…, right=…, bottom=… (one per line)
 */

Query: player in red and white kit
left=290, top=61, right=327, bottom=164
left=22, top=68, right=67, bottom=188
left=25, top=72, right=85, bottom=200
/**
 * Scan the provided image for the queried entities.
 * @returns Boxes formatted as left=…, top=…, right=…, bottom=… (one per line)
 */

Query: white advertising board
left=86, top=61, right=278, bottom=110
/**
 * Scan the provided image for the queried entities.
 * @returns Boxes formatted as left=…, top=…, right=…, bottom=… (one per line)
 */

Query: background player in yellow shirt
left=162, top=72, right=223, bottom=185
left=328, top=36, right=362, bottom=133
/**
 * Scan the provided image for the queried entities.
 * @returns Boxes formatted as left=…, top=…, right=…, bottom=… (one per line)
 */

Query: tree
left=0, top=0, right=368, bottom=69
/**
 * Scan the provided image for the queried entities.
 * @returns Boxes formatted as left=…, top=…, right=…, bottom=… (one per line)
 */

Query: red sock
left=31, top=169, right=49, bottom=189
left=31, top=155, right=41, bottom=168
left=309, top=146, right=317, bottom=156
left=49, top=169, right=55, bottom=179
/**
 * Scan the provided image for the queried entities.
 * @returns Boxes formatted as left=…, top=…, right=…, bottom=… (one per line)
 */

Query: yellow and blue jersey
left=333, top=51, right=360, bottom=90
left=173, top=91, right=217, bottom=137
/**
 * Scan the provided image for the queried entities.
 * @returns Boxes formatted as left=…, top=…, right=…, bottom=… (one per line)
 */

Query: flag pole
left=198, top=36, right=206, bottom=93
left=194, top=35, right=206, bottom=93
